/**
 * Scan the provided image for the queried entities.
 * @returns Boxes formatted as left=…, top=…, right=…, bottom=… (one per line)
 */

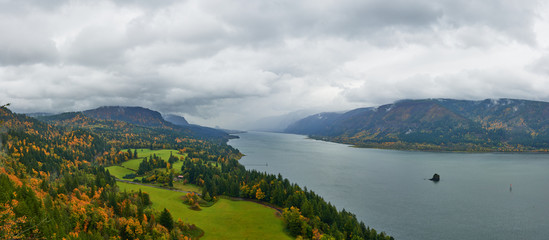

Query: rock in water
left=429, top=173, right=440, bottom=182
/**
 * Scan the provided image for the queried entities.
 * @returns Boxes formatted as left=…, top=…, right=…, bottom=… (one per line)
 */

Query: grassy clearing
left=172, top=160, right=184, bottom=172
left=117, top=182, right=292, bottom=240
left=130, top=148, right=184, bottom=161
left=172, top=182, right=201, bottom=193
left=120, top=158, right=143, bottom=171
left=110, top=148, right=196, bottom=186
left=106, top=166, right=135, bottom=179
left=106, top=166, right=143, bottom=181
left=121, top=149, right=186, bottom=171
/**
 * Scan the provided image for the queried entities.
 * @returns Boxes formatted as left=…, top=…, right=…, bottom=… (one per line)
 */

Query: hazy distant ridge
left=164, top=114, right=189, bottom=126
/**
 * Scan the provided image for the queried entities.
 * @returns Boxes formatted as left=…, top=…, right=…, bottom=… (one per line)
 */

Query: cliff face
left=164, top=114, right=189, bottom=126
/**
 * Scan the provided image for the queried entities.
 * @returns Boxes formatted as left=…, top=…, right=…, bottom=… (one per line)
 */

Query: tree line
left=180, top=157, right=393, bottom=240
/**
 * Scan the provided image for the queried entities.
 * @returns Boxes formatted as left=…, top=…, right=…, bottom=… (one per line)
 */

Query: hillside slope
left=84, top=106, right=166, bottom=127
left=286, top=99, right=549, bottom=151
left=43, top=106, right=233, bottom=142
left=0, top=105, right=206, bottom=239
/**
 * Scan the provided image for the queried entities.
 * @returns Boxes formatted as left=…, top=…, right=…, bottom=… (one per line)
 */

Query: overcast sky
left=1, top=0, right=549, bottom=129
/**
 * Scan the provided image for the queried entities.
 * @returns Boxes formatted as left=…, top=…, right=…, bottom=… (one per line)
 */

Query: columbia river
left=229, top=131, right=549, bottom=240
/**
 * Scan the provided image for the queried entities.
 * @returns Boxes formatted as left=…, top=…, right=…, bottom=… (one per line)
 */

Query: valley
left=0, top=104, right=391, bottom=240
left=5, top=98, right=549, bottom=239
left=2, top=1, right=545, bottom=239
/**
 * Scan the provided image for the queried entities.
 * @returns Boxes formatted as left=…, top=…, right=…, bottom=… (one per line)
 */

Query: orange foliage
left=6, top=173, right=23, bottom=188
left=0, top=200, right=27, bottom=238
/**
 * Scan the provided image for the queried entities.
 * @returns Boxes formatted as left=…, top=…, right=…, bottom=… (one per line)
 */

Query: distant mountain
left=247, top=110, right=319, bottom=132
left=162, top=113, right=240, bottom=139
left=286, top=99, right=549, bottom=152
left=284, top=112, right=344, bottom=134
left=39, top=106, right=233, bottom=142
left=84, top=106, right=166, bottom=127
left=164, top=114, right=189, bottom=126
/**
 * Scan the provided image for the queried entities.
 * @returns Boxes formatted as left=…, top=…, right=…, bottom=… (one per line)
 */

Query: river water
left=228, top=131, right=549, bottom=240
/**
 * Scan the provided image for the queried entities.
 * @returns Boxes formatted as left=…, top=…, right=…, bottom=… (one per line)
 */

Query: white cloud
left=0, top=0, right=548, bottom=129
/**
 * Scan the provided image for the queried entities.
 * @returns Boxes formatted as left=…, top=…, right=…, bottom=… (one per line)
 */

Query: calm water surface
left=228, top=131, right=549, bottom=240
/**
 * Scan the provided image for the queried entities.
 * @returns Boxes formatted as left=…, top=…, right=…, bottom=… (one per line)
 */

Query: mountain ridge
left=83, top=106, right=166, bottom=127
left=164, top=114, right=189, bottom=126
left=285, top=98, right=549, bottom=152
left=38, top=106, right=233, bottom=142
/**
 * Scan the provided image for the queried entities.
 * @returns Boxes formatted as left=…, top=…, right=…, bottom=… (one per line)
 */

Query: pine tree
left=158, top=208, right=174, bottom=230
left=203, top=192, right=212, bottom=202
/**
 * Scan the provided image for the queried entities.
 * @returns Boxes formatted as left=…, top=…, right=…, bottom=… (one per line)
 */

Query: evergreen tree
left=283, top=207, right=305, bottom=237
left=203, top=192, right=212, bottom=202
left=158, top=208, right=174, bottom=231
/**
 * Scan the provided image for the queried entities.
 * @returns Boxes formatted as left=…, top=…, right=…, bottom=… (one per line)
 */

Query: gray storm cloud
left=0, top=0, right=548, bottom=129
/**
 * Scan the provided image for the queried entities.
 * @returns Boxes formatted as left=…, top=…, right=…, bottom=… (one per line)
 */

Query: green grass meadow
left=122, top=149, right=186, bottom=171
left=172, top=182, right=201, bottom=193
left=117, top=182, right=292, bottom=240
left=172, top=160, right=184, bottom=172
left=105, top=165, right=135, bottom=179
left=120, top=158, right=143, bottom=171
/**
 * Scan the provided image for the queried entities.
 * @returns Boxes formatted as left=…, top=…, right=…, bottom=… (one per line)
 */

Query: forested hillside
left=1, top=105, right=392, bottom=240
left=286, top=99, right=549, bottom=152
left=81, top=106, right=232, bottom=142
left=0, top=105, right=202, bottom=239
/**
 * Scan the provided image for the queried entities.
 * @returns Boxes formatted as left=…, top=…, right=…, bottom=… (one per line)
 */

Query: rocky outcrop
left=429, top=173, right=440, bottom=182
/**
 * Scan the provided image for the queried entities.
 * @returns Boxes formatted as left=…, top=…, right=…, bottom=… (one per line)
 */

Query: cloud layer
left=1, top=0, right=548, bottom=129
